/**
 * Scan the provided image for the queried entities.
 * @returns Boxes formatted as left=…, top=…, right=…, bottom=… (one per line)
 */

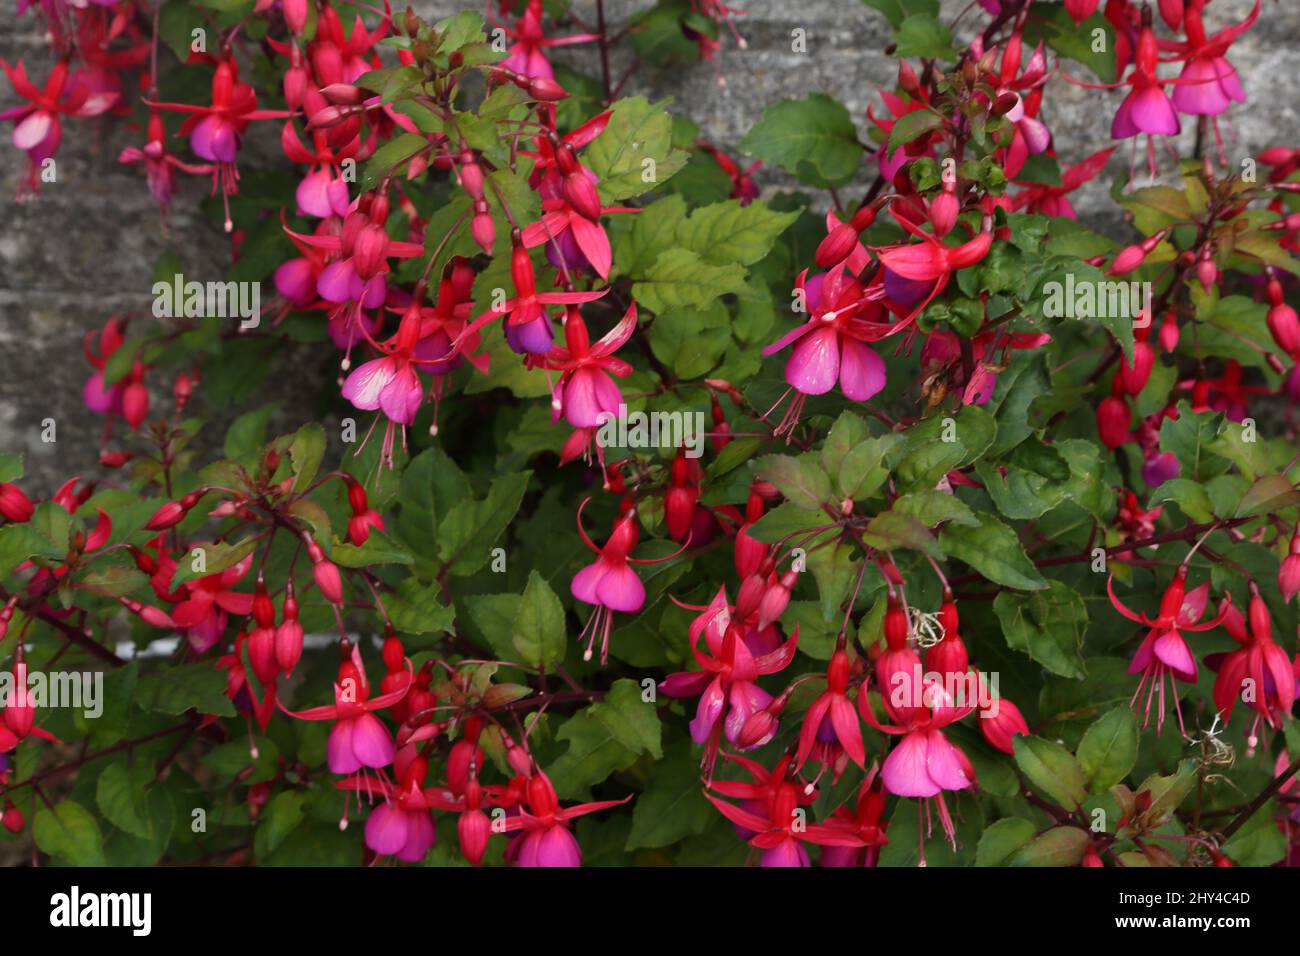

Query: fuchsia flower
left=520, top=111, right=634, bottom=279
left=858, top=595, right=975, bottom=859
left=281, top=646, right=410, bottom=774
left=1, top=57, right=116, bottom=196
left=706, top=758, right=860, bottom=867
left=454, top=231, right=609, bottom=356
left=1010, top=146, right=1116, bottom=219
left=494, top=0, right=598, bottom=82
left=170, top=553, right=256, bottom=652
left=118, top=110, right=214, bottom=218
left=1209, top=583, right=1296, bottom=746
left=571, top=498, right=687, bottom=664
left=146, top=59, right=289, bottom=230
left=546, top=303, right=637, bottom=429
left=795, top=649, right=866, bottom=774
left=763, top=265, right=890, bottom=405
left=338, top=760, right=442, bottom=862
left=1110, top=564, right=1227, bottom=734
left=500, top=770, right=629, bottom=867
left=659, top=586, right=798, bottom=778
left=872, top=203, right=993, bottom=321
left=1166, top=0, right=1258, bottom=119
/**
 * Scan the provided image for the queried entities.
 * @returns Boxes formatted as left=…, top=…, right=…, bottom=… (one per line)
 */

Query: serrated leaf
left=513, top=571, right=567, bottom=670
left=739, top=93, right=862, bottom=187
left=941, top=514, right=1047, bottom=591
left=548, top=680, right=661, bottom=799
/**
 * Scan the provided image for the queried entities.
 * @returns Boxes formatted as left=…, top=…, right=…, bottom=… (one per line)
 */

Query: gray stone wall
left=3, top=0, right=1298, bottom=492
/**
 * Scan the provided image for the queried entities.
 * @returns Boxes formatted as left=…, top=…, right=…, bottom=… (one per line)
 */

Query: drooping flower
left=1109, top=565, right=1226, bottom=734
left=280, top=646, right=410, bottom=774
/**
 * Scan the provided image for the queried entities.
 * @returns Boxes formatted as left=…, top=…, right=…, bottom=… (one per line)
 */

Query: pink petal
left=785, top=326, right=840, bottom=395
left=837, top=337, right=886, bottom=400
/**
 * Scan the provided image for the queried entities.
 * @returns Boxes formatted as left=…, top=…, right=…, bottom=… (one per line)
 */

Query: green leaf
left=360, top=133, right=428, bottom=191
left=386, top=578, right=456, bottom=638
left=224, top=403, right=277, bottom=460
left=136, top=663, right=236, bottom=717
left=0, top=452, right=22, bottom=483
left=1220, top=803, right=1288, bottom=867
left=287, top=423, right=326, bottom=493
left=1014, top=735, right=1088, bottom=810
left=861, top=509, right=940, bottom=557
left=616, top=194, right=689, bottom=277
left=255, top=791, right=306, bottom=861
left=893, top=14, right=957, bottom=61
left=1149, top=478, right=1216, bottom=522
left=941, top=514, right=1048, bottom=591
left=97, top=761, right=155, bottom=841
left=861, top=0, right=938, bottom=29
left=894, top=406, right=997, bottom=490
left=675, top=199, right=800, bottom=267
left=34, top=801, right=105, bottom=866
left=584, top=96, right=687, bottom=202
left=820, top=412, right=869, bottom=478
left=625, top=741, right=714, bottom=850
left=1235, top=474, right=1300, bottom=517
left=548, top=679, right=661, bottom=799
left=839, top=434, right=905, bottom=499
left=170, top=537, right=258, bottom=590
left=513, top=571, right=567, bottom=670
left=755, top=454, right=832, bottom=512
left=330, top=529, right=415, bottom=568
left=975, top=817, right=1036, bottom=866
left=632, top=248, right=749, bottom=314
left=891, top=489, right=979, bottom=527
left=0, top=521, right=67, bottom=577
left=744, top=501, right=828, bottom=544
left=1076, top=706, right=1138, bottom=791
left=993, top=580, right=1088, bottom=677
left=1009, top=826, right=1089, bottom=866
left=437, top=471, right=531, bottom=575
left=739, top=93, right=862, bottom=187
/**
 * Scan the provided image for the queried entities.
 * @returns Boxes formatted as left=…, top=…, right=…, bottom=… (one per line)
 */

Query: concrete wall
left=3, top=0, right=1297, bottom=491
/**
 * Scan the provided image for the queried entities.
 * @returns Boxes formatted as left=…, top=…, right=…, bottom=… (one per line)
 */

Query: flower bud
left=0, top=484, right=34, bottom=523
left=1266, top=304, right=1300, bottom=355
left=756, top=570, right=797, bottom=630
left=527, top=76, right=569, bottom=102
left=563, top=170, right=602, bottom=222
left=1279, top=527, right=1300, bottom=603
left=930, top=188, right=959, bottom=238
left=1096, top=395, right=1131, bottom=450
left=458, top=808, right=491, bottom=865
left=814, top=221, right=860, bottom=269
left=1108, top=244, right=1147, bottom=276
left=2, top=801, right=23, bottom=834
left=314, top=559, right=343, bottom=606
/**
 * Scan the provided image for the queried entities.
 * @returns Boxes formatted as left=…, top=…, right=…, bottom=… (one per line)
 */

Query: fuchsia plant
left=2, top=0, right=1300, bottom=873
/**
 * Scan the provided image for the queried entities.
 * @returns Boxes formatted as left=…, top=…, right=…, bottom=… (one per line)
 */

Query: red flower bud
left=314, top=559, right=343, bottom=606
left=2, top=801, right=23, bottom=834
left=563, top=170, right=603, bottom=223
left=815, top=221, right=860, bottom=269
left=0, top=484, right=34, bottom=523
left=122, top=381, right=149, bottom=429
left=1096, top=395, right=1131, bottom=450
left=526, top=76, right=569, bottom=102
left=145, top=500, right=187, bottom=531
left=1266, top=304, right=1300, bottom=355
